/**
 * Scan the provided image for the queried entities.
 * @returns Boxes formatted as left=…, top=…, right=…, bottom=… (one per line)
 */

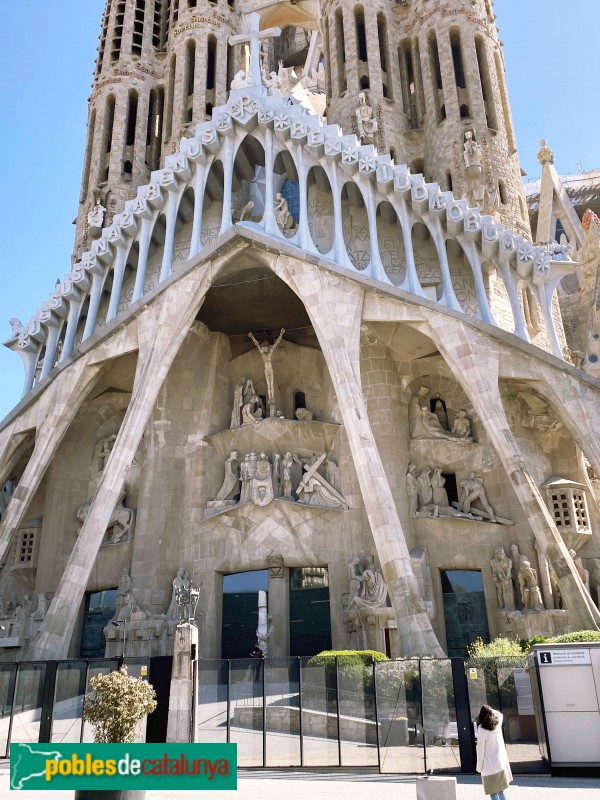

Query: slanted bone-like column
left=275, top=254, right=444, bottom=657
left=421, top=312, right=600, bottom=631
left=29, top=266, right=213, bottom=660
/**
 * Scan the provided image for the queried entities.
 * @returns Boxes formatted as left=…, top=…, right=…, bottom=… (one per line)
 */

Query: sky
left=0, top=0, right=598, bottom=421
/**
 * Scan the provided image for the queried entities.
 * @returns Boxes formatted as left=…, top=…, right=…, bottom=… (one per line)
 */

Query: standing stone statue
left=459, top=473, right=496, bottom=522
left=249, top=329, right=285, bottom=407
left=416, top=466, right=433, bottom=508
left=31, top=593, right=48, bottom=622
left=167, top=568, right=191, bottom=620
left=282, top=451, right=294, bottom=498
left=490, top=547, right=515, bottom=611
left=463, top=130, right=482, bottom=170
left=230, top=378, right=247, bottom=428
left=208, top=451, right=240, bottom=509
left=433, top=400, right=448, bottom=430
left=406, top=463, right=419, bottom=518
left=347, top=557, right=362, bottom=608
left=274, top=194, right=294, bottom=230
left=570, top=549, right=590, bottom=592
left=431, top=467, right=449, bottom=507
left=355, top=92, right=378, bottom=141
left=409, top=386, right=430, bottom=436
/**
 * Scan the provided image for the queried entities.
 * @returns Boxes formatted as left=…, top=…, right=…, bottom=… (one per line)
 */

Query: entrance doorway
left=221, top=570, right=268, bottom=659
left=289, top=567, right=332, bottom=656
left=441, top=569, right=489, bottom=657
left=80, top=588, right=117, bottom=658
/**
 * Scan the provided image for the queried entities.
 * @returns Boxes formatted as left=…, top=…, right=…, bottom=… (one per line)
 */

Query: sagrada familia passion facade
left=1, top=0, right=600, bottom=665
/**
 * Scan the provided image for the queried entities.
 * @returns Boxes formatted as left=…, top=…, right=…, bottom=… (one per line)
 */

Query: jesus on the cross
left=229, top=12, right=281, bottom=88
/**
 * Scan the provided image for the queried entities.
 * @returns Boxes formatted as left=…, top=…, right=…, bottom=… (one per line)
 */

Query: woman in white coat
left=476, top=705, right=513, bottom=800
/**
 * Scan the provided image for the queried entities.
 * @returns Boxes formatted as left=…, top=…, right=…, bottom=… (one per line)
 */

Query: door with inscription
left=441, top=569, right=489, bottom=658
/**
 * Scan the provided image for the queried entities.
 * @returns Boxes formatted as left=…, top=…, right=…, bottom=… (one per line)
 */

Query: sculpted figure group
left=208, top=449, right=346, bottom=512
left=409, top=387, right=473, bottom=442
left=490, top=545, right=544, bottom=613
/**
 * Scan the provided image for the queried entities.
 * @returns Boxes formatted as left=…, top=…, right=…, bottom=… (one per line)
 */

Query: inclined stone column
left=419, top=311, right=600, bottom=631
left=28, top=265, right=213, bottom=660
left=274, top=254, right=445, bottom=657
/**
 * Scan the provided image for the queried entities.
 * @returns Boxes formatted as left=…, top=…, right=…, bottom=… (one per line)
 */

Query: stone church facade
left=1, top=0, right=599, bottom=664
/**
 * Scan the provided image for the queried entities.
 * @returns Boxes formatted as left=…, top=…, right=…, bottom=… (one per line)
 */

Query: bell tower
left=75, top=0, right=240, bottom=257
left=322, top=0, right=530, bottom=236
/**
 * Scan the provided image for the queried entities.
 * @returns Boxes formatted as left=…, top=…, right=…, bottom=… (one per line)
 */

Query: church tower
left=75, top=0, right=239, bottom=256
left=323, top=0, right=530, bottom=236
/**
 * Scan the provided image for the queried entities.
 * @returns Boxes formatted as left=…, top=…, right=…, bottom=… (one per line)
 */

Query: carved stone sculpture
left=433, top=400, right=448, bottom=430
left=231, top=377, right=256, bottom=428
left=490, top=547, right=515, bottom=611
left=537, top=138, right=555, bottom=166
left=407, top=463, right=419, bottom=518
left=93, top=434, right=117, bottom=473
left=250, top=452, right=274, bottom=506
left=347, top=557, right=362, bottom=608
left=274, top=194, right=294, bottom=230
left=263, top=70, right=283, bottom=96
left=76, top=490, right=135, bottom=544
left=242, top=394, right=263, bottom=424
left=295, top=408, right=314, bottom=421
left=115, top=567, right=132, bottom=620
left=459, top=473, right=496, bottom=522
left=349, top=555, right=388, bottom=610
left=231, top=70, right=250, bottom=89
left=249, top=329, right=285, bottom=407
left=517, top=559, right=544, bottom=612
left=411, top=400, right=472, bottom=442
left=431, top=467, right=449, bottom=507
left=463, top=130, right=482, bottom=171
left=0, top=479, right=14, bottom=521
left=167, top=568, right=191, bottom=620
left=282, top=451, right=294, bottom=498
left=31, top=592, right=48, bottom=622
left=590, top=558, right=600, bottom=607
left=296, top=453, right=348, bottom=509
left=240, top=451, right=258, bottom=503
left=207, top=451, right=240, bottom=509
left=9, top=318, right=25, bottom=339
left=416, top=466, right=433, bottom=507
left=355, top=92, right=378, bottom=141
left=87, top=197, right=106, bottom=228
left=569, top=549, right=590, bottom=592
left=451, top=410, right=472, bottom=439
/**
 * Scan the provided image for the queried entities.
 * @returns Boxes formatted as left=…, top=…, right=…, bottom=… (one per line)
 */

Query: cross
left=229, top=12, right=281, bottom=88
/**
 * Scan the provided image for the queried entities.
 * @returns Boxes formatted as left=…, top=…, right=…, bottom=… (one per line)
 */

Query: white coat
left=476, top=710, right=510, bottom=776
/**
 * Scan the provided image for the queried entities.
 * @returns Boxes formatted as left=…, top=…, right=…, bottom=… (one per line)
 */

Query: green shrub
left=83, top=665, right=157, bottom=743
left=307, top=649, right=388, bottom=669
left=467, top=637, right=523, bottom=658
left=519, top=635, right=547, bottom=652
left=545, top=630, right=600, bottom=644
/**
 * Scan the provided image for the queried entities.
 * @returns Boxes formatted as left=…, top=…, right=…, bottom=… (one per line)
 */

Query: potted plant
left=76, top=665, right=157, bottom=800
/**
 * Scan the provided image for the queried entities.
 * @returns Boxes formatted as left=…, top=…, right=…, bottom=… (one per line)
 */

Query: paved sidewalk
left=1, top=762, right=599, bottom=800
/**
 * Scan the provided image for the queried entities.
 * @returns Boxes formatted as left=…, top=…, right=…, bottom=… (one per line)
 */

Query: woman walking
left=476, top=705, right=512, bottom=800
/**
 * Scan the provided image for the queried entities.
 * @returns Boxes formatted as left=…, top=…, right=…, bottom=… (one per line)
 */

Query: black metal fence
left=0, top=655, right=545, bottom=774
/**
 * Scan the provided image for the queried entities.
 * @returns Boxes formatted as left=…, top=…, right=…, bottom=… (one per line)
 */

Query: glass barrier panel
left=229, top=658, right=264, bottom=766
left=337, top=656, right=378, bottom=766
left=81, top=661, right=119, bottom=743
left=299, top=656, right=339, bottom=766
left=496, top=660, right=544, bottom=773
left=9, top=663, right=47, bottom=748
left=0, top=665, right=17, bottom=757
left=51, top=662, right=87, bottom=743
left=196, top=659, right=228, bottom=744
left=420, top=659, right=460, bottom=773
left=375, top=659, right=424, bottom=774
left=265, top=657, right=301, bottom=767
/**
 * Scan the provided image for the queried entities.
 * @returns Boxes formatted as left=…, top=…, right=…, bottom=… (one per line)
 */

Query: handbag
left=482, top=764, right=512, bottom=796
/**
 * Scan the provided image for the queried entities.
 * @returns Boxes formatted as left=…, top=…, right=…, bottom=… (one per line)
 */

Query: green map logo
left=10, top=743, right=237, bottom=791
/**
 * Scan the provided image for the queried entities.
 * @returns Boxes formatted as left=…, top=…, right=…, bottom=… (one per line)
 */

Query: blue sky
left=0, top=0, right=598, bottom=421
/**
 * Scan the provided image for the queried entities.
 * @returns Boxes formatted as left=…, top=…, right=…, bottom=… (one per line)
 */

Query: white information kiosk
left=529, top=643, right=600, bottom=775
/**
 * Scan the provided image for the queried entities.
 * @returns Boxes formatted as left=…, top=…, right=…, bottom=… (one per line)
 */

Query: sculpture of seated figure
left=295, top=407, right=313, bottom=421
left=355, top=92, right=378, bottom=141
left=350, top=556, right=388, bottom=610
left=274, top=193, right=294, bottom=230
left=452, top=409, right=472, bottom=439
left=242, top=394, right=263, bottom=424
left=412, top=404, right=460, bottom=440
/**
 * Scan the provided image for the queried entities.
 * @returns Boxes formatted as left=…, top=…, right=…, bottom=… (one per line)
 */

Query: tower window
left=498, top=180, right=508, bottom=206
left=132, top=0, right=146, bottom=57
left=450, top=30, right=466, bottom=89
left=354, top=6, right=370, bottom=90
left=207, top=35, right=217, bottom=92
left=100, top=94, right=116, bottom=183
left=123, top=90, right=138, bottom=178
left=165, top=54, right=176, bottom=141
left=377, top=13, right=392, bottom=99
left=96, top=0, right=111, bottom=75
left=111, top=0, right=126, bottom=62
left=428, top=32, right=445, bottom=123
left=184, top=39, right=196, bottom=124
left=475, top=37, right=497, bottom=130
left=81, top=109, right=96, bottom=201
left=335, top=9, right=346, bottom=94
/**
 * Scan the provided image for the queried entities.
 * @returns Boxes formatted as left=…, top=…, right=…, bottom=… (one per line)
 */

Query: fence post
left=38, top=661, right=58, bottom=744
left=451, top=657, right=476, bottom=773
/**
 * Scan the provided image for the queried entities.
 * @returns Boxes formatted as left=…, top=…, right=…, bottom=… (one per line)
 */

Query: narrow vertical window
left=99, top=95, right=116, bottom=183
left=111, top=0, right=126, bottom=62
left=226, top=43, right=235, bottom=99
left=335, top=9, right=346, bottom=94
left=450, top=30, right=466, bottom=89
left=355, top=5, right=369, bottom=90
left=172, top=0, right=179, bottom=25
left=165, top=55, right=176, bottom=140
left=412, top=39, right=425, bottom=126
left=184, top=39, right=196, bottom=124
left=81, top=110, right=96, bottom=201
left=498, top=180, right=508, bottom=206
left=123, top=90, right=138, bottom=177
left=399, top=41, right=418, bottom=129
left=377, top=13, right=392, bottom=99
left=207, top=36, right=217, bottom=91
left=475, top=37, right=497, bottom=130
left=132, top=0, right=145, bottom=57
left=323, top=16, right=333, bottom=101
left=428, top=32, right=445, bottom=122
